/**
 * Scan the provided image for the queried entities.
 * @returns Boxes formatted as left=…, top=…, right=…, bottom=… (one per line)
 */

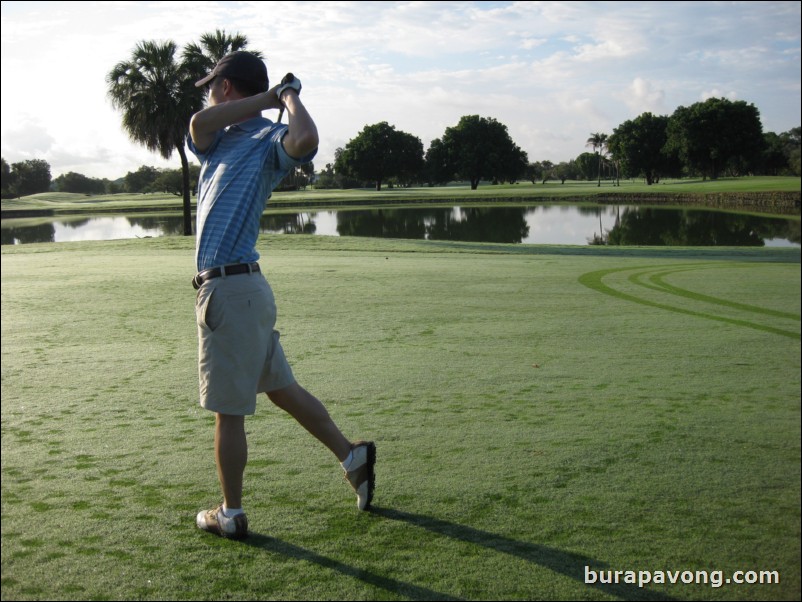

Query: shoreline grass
left=2, top=176, right=800, bottom=218
left=2, top=236, right=800, bottom=600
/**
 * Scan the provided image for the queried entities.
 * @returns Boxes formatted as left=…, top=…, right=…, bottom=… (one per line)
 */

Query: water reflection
left=2, top=221, right=57, bottom=244
left=332, top=207, right=530, bottom=243
left=0, top=216, right=167, bottom=245
left=600, top=207, right=800, bottom=246
left=260, top=213, right=319, bottom=235
left=1, top=206, right=799, bottom=246
left=128, top=215, right=187, bottom=236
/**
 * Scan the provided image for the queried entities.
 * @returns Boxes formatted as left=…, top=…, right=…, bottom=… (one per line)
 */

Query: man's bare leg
left=267, top=381, right=351, bottom=462
left=215, top=413, right=247, bottom=509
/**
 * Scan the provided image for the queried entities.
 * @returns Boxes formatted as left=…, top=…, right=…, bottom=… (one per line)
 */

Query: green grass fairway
left=2, top=176, right=800, bottom=216
left=1, top=236, right=800, bottom=600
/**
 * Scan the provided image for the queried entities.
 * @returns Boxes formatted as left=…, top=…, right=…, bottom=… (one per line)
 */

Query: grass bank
left=2, top=176, right=800, bottom=218
left=1, top=236, right=800, bottom=600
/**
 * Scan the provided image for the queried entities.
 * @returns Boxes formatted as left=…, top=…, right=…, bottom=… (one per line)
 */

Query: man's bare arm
left=189, top=80, right=318, bottom=158
left=279, top=90, right=319, bottom=159
left=189, top=87, right=283, bottom=152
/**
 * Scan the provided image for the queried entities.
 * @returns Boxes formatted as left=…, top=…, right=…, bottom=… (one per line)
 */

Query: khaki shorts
left=195, top=271, right=295, bottom=415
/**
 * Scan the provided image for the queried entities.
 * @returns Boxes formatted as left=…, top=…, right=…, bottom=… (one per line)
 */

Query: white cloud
left=700, top=89, right=739, bottom=102
left=622, top=78, right=667, bottom=115
left=520, top=37, right=547, bottom=50
left=1, top=121, right=55, bottom=158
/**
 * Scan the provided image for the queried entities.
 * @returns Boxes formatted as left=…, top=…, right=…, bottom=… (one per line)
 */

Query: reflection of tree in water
left=428, top=207, right=529, bottom=243
left=127, top=215, right=187, bottom=236
left=577, top=206, right=614, bottom=244
left=336, top=209, right=427, bottom=239
left=781, top=219, right=801, bottom=244
left=336, top=207, right=529, bottom=243
left=602, top=208, right=799, bottom=246
left=2, top=207, right=797, bottom=247
left=1, top=222, right=56, bottom=244
left=260, top=213, right=317, bottom=234
left=60, top=218, right=92, bottom=230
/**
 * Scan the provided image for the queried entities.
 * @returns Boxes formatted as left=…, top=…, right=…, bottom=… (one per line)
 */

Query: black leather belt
left=193, top=262, right=260, bottom=289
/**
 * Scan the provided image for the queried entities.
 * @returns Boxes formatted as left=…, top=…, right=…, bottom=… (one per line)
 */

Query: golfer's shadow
left=370, top=507, right=676, bottom=601
left=242, top=529, right=461, bottom=601
left=243, top=506, right=675, bottom=601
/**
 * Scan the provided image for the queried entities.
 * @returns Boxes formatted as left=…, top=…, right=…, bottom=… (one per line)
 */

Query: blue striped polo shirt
left=188, top=116, right=316, bottom=271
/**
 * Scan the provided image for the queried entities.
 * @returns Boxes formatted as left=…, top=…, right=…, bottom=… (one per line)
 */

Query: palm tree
left=107, top=40, right=198, bottom=235
left=586, top=132, right=608, bottom=187
left=182, top=29, right=260, bottom=82
left=107, top=31, right=258, bottom=236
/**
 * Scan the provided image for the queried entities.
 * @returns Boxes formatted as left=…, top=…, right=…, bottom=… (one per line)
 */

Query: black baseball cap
left=194, top=51, right=268, bottom=91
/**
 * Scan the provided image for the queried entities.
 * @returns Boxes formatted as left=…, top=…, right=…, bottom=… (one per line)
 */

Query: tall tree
left=606, top=113, right=670, bottom=185
left=429, top=115, right=528, bottom=189
left=424, top=138, right=451, bottom=186
left=666, top=97, right=764, bottom=179
left=335, top=122, right=424, bottom=190
left=8, top=159, right=51, bottom=197
left=586, top=132, right=608, bottom=187
left=107, top=41, right=198, bottom=234
left=574, top=152, right=598, bottom=181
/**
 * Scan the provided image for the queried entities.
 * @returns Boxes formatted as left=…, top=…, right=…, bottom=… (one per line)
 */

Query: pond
left=1, top=205, right=799, bottom=247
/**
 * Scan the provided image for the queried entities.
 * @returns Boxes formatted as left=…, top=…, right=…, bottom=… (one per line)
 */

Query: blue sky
left=1, top=1, right=800, bottom=180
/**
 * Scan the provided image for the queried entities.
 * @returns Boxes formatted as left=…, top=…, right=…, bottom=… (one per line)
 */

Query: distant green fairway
left=1, top=236, right=800, bottom=600
left=2, top=175, right=800, bottom=216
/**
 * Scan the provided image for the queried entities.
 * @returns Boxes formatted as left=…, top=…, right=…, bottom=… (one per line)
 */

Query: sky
left=1, top=1, right=800, bottom=181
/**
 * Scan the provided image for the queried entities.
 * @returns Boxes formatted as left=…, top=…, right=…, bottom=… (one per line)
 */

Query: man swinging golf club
left=188, top=51, right=375, bottom=540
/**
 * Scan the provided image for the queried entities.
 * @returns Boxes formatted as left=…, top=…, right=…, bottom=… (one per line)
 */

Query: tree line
left=0, top=160, right=185, bottom=198
left=327, top=98, right=799, bottom=190
left=0, top=159, right=315, bottom=199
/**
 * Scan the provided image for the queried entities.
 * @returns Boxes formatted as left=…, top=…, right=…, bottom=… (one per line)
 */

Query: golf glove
left=276, top=73, right=301, bottom=105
